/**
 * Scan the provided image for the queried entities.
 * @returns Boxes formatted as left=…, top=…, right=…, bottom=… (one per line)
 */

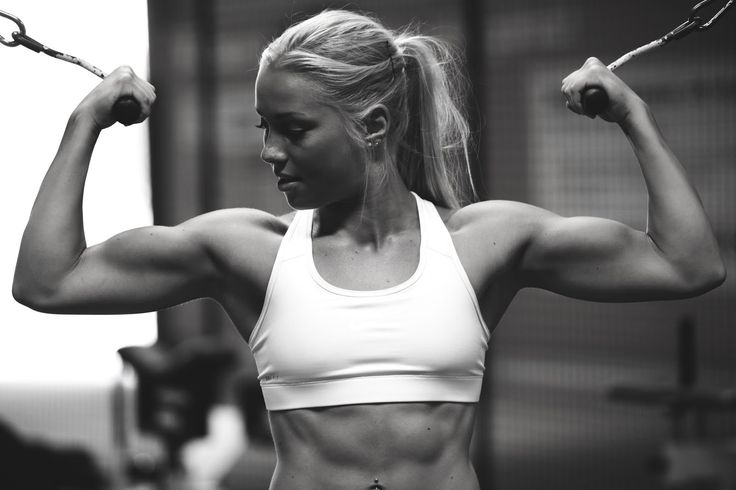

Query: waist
left=269, top=401, right=478, bottom=489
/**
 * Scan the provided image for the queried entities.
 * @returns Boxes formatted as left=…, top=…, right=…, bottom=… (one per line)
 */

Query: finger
left=130, top=90, right=151, bottom=123
left=569, top=81, right=583, bottom=112
left=561, top=88, right=574, bottom=112
left=117, top=70, right=156, bottom=123
left=131, top=77, right=152, bottom=104
left=131, top=73, right=156, bottom=105
left=562, top=77, right=585, bottom=115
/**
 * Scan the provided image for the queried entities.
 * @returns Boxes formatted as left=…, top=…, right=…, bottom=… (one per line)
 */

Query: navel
left=369, top=477, right=386, bottom=490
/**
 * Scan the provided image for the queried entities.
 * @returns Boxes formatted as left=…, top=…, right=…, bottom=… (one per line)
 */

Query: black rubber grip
left=112, top=95, right=141, bottom=125
left=581, top=86, right=609, bottom=117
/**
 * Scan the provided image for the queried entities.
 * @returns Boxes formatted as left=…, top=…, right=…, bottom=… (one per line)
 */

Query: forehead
left=254, top=65, right=326, bottom=117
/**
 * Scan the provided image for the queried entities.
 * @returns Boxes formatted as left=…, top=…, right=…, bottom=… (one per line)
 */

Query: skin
left=12, top=58, right=725, bottom=490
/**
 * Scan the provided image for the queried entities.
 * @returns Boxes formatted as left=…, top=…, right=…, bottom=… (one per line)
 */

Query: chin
left=281, top=190, right=317, bottom=211
left=281, top=182, right=362, bottom=211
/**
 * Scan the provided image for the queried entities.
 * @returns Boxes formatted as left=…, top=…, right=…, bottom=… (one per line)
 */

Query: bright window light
left=0, top=1, right=156, bottom=385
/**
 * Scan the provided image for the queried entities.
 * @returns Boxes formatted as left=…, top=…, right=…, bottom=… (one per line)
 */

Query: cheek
left=287, top=145, right=365, bottom=208
left=303, top=134, right=364, bottom=182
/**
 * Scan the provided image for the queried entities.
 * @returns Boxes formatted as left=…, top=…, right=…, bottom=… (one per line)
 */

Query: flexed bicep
left=517, top=213, right=711, bottom=302
left=19, top=221, right=219, bottom=315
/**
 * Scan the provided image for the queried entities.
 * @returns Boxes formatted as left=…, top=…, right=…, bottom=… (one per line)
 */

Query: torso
left=206, top=199, right=525, bottom=490
left=268, top=402, right=478, bottom=490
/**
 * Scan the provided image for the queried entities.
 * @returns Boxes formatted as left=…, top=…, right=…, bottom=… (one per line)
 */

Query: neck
left=314, top=173, right=418, bottom=247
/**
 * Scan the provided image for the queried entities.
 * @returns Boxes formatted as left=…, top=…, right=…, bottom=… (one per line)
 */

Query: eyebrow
left=254, top=108, right=310, bottom=119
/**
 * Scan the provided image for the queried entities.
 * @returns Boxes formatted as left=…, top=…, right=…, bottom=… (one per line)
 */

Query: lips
left=276, top=174, right=300, bottom=190
left=277, top=174, right=299, bottom=184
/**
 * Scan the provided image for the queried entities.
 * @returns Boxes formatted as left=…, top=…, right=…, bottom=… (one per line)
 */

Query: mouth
left=276, top=175, right=300, bottom=191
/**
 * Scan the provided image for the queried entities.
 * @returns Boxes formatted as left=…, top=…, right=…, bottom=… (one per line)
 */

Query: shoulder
left=178, top=208, right=290, bottom=239
left=178, top=208, right=301, bottom=286
left=441, top=199, right=557, bottom=239
left=437, top=200, right=568, bottom=273
left=427, top=199, right=560, bottom=295
left=173, top=208, right=295, bottom=259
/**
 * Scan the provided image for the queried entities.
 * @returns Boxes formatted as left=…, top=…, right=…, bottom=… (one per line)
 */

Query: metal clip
left=691, top=0, right=734, bottom=30
left=662, top=0, right=733, bottom=42
left=12, top=32, right=46, bottom=53
left=0, top=9, right=26, bottom=47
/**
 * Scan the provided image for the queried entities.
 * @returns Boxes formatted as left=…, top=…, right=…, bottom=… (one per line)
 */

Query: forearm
left=622, top=102, right=725, bottom=283
left=13, top=111, right=101, bottom=300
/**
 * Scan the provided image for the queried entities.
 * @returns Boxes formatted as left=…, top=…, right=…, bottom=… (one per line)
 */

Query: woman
left=13, top=9, right=725, bottom=490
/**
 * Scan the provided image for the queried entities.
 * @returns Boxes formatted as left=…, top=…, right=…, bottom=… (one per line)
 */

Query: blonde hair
left=260, top=9, right=477, bottom=208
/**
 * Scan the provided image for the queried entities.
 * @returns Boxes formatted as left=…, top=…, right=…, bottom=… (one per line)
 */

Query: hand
left=73, top=66, right=156, bottom=130
left=561, top=57, right=644, bottom=124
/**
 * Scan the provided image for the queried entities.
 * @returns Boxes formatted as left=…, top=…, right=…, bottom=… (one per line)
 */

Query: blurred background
left=1, top=0, right=735, bottom=489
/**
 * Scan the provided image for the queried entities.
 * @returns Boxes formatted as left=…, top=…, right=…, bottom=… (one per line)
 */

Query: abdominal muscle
left=266, top=401, right=479, bottom=490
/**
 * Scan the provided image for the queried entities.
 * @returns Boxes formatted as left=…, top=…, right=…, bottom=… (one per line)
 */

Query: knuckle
left=114, top=66, right=136, bottom=83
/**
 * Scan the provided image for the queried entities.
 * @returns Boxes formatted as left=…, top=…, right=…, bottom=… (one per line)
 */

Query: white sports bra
left=248, top=192, right=490, bottom=411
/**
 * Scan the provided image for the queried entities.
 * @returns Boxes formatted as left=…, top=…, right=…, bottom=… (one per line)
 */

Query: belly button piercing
left=369, top=478, right=385, bottom=490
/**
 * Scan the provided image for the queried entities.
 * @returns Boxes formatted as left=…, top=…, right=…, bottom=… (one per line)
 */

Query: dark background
left=145, top=1, right=736, bottom=489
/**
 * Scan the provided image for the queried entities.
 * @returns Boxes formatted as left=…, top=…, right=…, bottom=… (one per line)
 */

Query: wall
left=485, top=1, right=736, bottom=489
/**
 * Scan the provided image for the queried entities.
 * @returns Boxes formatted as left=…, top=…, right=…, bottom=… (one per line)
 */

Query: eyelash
left=255, top=118, right=306, bottom=139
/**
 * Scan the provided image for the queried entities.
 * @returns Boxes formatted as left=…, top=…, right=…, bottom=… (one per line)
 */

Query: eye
left=285, top=128, right=307, bottom=138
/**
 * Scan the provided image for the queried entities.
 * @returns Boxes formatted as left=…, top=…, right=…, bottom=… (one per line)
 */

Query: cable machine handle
left=112, top=96, right=141, bottom=126
left=582, top=87, right=609, bottom=117
left=579, top=0, right=734, bottom=117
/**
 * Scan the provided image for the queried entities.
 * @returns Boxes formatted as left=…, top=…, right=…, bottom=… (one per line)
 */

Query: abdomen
left=267, top=402, right=479, bottom=490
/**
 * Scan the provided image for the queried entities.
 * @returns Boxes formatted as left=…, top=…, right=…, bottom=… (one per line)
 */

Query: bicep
left=50, top=223, right=219, bottom=314
left=518, top=214, right=690, bottom=302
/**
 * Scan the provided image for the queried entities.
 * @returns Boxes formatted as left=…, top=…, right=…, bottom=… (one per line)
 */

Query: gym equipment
left=582, top=0, right=733, bottom=117
left=608, top=316, right=736, bottom=488
left=0, top=9, right=141, bottom=125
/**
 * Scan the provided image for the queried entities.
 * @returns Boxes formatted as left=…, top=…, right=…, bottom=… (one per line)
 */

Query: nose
left=260, top=138, right=287, bottom=166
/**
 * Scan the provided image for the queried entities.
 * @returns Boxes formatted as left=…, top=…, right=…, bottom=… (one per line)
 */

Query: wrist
left=69, top=107, right=104, bottom=136
left=618, top=97, right=651, bottom=133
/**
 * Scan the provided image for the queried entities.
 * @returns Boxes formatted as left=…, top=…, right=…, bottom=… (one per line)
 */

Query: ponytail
left=394, top=34, right=476, bottom=208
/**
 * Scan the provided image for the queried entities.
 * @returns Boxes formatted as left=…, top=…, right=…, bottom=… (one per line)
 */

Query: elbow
left=12, top=275, right=31, bottom=307
left=12, top=281, right=41, bottom=311
left=12, top=277, right=57, bottom=313
left=705, top=259, right=727, bottom=291
left=679, top=258, right=727, bottom=297
left=702, top=253, right=727, bottom=291
left=13, top=284, right=35, bottom=310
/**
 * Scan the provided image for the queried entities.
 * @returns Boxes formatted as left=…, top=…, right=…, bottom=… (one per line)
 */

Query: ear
left=362, top=104, right=390, bottom=144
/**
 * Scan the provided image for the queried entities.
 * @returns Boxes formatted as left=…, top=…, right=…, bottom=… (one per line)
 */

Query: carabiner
left=691, top=0, right=734, bottom=30
left=0, top=9, right=26, bottom=47
left=663, top=0, right=734, bottom=42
